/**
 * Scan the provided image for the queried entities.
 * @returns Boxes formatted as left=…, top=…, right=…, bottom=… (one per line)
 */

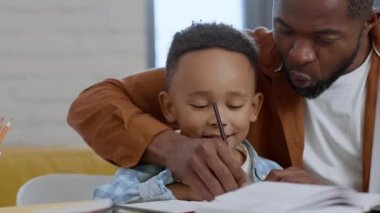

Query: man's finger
left=207, top=151, right=239, bottom=192
left=189, top=152, right=225, bottom=197
left=182, top=171, right=214, bottom=201
left=286, top=166, right=301, bottom=171
left=264, top=169, right=285, bottom=181
left=216, top=140, right=248, bottom=189
left=234, top=168, right=249, bottom=187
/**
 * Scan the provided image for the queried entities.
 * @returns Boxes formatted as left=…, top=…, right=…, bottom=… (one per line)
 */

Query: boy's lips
left=289, top=71, right=312, bottom=89
left=203, top=134, right=232, bottom=139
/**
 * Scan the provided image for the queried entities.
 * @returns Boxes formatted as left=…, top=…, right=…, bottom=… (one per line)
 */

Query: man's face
left=159, top=48, right=262, bottom=149
left=273, top=0, right=369, bottom=98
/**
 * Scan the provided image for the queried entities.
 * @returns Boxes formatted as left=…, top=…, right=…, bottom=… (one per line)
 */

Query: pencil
left=211, top=102, right=228, bottom=144
left=0, top=120, right=11, bottom=144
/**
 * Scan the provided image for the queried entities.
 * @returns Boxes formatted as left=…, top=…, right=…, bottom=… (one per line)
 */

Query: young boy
left=94, top=23, right=281, bottom=204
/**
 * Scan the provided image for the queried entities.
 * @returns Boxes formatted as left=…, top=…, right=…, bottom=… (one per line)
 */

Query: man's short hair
left=347, top=0, right=373, bottom=20
left=165, top=23, right=259, bottom=89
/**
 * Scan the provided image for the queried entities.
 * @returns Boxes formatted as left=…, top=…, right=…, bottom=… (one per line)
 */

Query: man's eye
left=274, top=23, right=294, bottom=37
left=280, top=30, right=294, bottom=36
left=276, top=27, right=294, bottom=36
left=315, top=37, right=338, bottom=46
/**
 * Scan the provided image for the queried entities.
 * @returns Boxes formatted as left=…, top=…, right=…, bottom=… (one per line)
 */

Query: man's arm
left=67, top=69, right=170, bottom=167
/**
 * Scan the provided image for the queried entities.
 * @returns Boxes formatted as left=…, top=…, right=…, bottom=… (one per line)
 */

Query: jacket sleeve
left=67, top=68, right=172, bottom=167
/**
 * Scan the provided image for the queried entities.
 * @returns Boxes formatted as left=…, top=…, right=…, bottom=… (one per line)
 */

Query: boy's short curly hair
left=165, top=23, right=259, bottom=90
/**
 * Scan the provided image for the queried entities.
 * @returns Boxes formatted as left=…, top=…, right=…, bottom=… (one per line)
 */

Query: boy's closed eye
left=227, top=104, right=244, bottom=110
left=190, top=103, right=245, bottom=111
left=190, top=103, right=210, bottom=109
left=226, top=99, right=247, bottom=110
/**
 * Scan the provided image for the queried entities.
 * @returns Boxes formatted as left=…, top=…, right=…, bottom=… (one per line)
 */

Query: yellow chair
left=0, top=147, right=117, bottom=207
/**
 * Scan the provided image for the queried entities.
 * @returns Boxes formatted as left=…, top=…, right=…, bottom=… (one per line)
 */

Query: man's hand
left=265, top=166, right=326, bottom=185
left=143, top=130, right=248, bottom=201
left=166, top=136, right=248, bottom=201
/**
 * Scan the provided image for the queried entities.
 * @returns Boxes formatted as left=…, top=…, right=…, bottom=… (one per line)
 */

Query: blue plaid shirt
left=93, top=140, right=281, bottom=204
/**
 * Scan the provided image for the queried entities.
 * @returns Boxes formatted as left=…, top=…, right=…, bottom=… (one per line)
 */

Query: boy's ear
left=158, top=91, right=176, bottom=123
left=250, top=92, right=263, bottom=122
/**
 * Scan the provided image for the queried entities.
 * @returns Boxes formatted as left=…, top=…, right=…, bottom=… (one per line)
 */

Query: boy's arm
left=94, top=166, right=176, bottom=204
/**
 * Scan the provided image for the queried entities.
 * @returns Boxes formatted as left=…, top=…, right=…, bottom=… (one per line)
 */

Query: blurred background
left=1, top=0, right=379, bottom=147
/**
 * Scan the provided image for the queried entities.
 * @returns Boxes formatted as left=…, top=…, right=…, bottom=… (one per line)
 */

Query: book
left=119, top=182, right=380, bottom=213
left=196, top=182, right=380, bottom=213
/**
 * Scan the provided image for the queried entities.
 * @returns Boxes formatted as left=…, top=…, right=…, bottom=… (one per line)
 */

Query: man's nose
left=288, top=39, right=316, bottom=66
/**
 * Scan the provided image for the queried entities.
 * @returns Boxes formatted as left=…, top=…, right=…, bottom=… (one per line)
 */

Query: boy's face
left=159, top=48, right=263, bottom=149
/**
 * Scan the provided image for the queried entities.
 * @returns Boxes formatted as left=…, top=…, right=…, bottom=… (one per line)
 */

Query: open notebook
left=118, top=182, right=380, bottom=213
left=35, top=182, right=380, bottom=213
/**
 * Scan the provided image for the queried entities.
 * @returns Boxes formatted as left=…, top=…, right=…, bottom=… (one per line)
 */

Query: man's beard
left=283, top=37, right=361, bottom=99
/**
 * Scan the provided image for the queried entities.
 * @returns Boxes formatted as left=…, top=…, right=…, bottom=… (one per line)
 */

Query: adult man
left=68, top=0, right=380, bottom=201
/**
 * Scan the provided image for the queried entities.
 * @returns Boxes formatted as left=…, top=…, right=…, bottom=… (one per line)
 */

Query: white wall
left=0, top=0, right=149, bottom=147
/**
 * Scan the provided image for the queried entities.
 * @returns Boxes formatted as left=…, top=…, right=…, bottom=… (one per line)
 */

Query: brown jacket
left=67, top=24, right=380, bottom=192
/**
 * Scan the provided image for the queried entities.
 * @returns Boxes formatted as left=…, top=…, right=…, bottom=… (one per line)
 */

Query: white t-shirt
left=303, top=51, right=372, bottom=191
left=237, top=143, right=253, bottom=183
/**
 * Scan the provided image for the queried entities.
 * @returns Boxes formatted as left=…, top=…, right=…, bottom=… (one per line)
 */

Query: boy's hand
left=167, top=182, right=203, bottom=201
left=144, top=130, right=248, bottom=201
left=264, top=166, right=326, bottom=185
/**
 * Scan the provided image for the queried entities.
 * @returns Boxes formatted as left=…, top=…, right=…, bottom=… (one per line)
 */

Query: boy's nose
left=209, top=117, right=227, bottom=127
left=208, top=105, right=227, bottom=127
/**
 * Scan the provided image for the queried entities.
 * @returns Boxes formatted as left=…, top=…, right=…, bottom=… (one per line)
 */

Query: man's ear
left=250, top=92, right=264, bottom=123
left=364, top=8, right=380, bottom=33
left=158, top=91, right=176, bottom=123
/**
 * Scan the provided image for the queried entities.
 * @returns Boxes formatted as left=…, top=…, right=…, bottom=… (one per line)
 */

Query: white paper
left=121, top=200, right=203, bottom=213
